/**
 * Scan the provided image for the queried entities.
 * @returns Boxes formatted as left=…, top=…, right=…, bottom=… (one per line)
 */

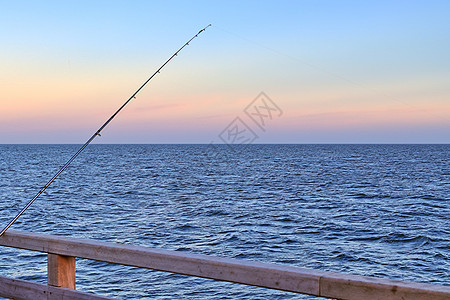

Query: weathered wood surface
left=1, top=229, right=450, bottom=299
left=47, top=254, right=76, bottom=289
left=0, top=275, right=113, bottom=300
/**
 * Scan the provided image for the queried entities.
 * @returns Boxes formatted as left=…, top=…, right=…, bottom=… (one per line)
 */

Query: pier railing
left=1, top=230, right=449, bottom=299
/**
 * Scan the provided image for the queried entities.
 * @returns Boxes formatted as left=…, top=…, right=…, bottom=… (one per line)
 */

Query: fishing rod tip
left=198, top=24, right=212, bottom=34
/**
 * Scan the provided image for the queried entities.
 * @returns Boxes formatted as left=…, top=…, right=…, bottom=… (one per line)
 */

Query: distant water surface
left=0, top=144, right=449, bottom=299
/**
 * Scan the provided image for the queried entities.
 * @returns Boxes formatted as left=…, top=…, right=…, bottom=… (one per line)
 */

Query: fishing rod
left=0, top=24, right=211, bottom=237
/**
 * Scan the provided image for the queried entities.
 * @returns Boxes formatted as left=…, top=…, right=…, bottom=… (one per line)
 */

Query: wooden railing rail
left=0, top=276, right=113, bottom=300
left=1, top=230, right=449, bottom=300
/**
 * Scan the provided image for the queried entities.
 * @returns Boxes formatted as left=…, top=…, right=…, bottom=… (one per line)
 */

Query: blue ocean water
left=0, top=144, right=449, bottom=299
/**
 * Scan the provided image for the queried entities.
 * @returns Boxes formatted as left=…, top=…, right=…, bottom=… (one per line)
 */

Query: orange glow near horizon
left=1, top=77, right=449, bottom=143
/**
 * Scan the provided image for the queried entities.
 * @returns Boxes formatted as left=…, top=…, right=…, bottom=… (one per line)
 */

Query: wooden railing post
left=47, top=254, right=76, bottom=289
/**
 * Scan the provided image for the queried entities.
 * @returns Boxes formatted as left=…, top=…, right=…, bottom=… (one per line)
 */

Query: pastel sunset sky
left=1, top=1, right=449, bottom=143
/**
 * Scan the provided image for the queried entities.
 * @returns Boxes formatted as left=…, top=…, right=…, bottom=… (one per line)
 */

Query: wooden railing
left=1, top=230, right=449, bottom=299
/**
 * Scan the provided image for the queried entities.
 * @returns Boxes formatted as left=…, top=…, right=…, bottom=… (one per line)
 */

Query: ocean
left=0, top=144, right=449, bottom=299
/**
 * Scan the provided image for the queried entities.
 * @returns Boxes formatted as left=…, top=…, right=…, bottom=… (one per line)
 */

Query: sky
left=1, top=0, right=449, bottom=144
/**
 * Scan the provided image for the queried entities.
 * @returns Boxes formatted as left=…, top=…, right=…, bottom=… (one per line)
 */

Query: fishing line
left=0, top=24, right=212, bottom=237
